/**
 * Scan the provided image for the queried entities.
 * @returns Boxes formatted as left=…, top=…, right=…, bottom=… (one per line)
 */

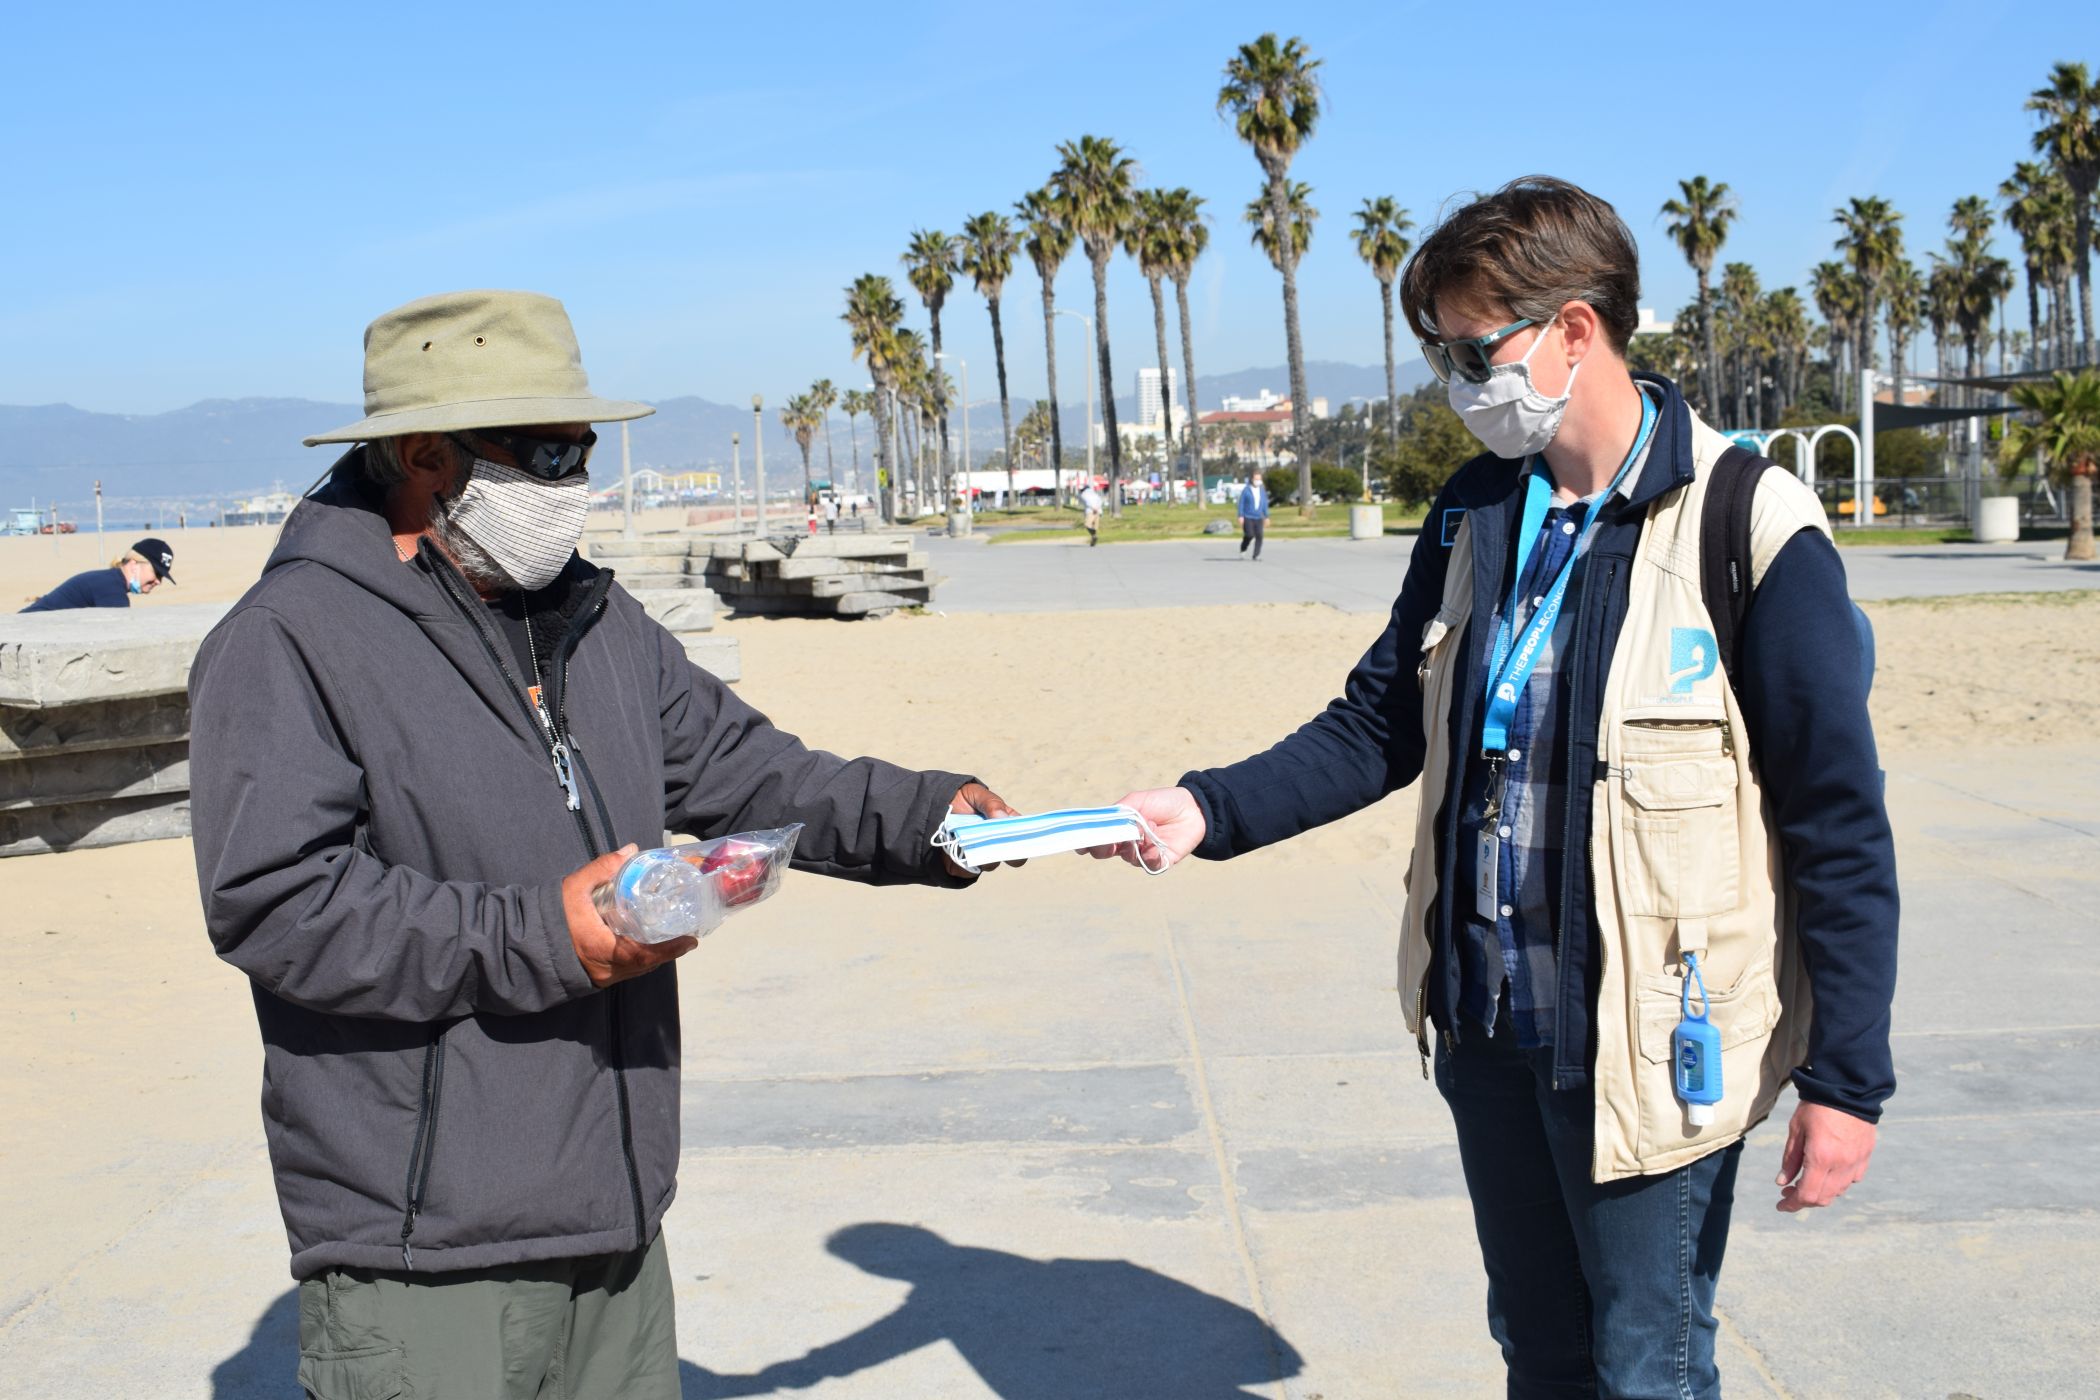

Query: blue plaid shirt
left=1453, top=413, right=1656, bottom=1047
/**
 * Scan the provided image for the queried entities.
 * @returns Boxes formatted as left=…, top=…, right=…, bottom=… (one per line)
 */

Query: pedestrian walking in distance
left=1237, top=468, right=1268, bottom=561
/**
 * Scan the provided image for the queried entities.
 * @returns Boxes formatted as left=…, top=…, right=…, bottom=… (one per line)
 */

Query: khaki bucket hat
left=303, top=290, right=654, bottom=445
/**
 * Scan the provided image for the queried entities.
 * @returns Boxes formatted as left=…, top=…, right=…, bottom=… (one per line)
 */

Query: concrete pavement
left=922, top=532, right=2099, bottom=614
left=2, top=745, right=2093, bottom=1397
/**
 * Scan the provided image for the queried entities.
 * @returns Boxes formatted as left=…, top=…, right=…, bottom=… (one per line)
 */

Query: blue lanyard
left=1479, top=393, right=1658, bottom=757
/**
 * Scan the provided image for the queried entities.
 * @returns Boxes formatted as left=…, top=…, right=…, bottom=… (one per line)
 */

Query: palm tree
left=780, top=392, right=819, bottom=504
left=808, top=378, right=838, bottom=495
left=1925, top=256, right=1964, bottom=411
left=2027, top=61, right=2100, bottom=367
left=1661, top=176, right=1736, bottom=415
left=2000, top=369, right=2100, bottom=560
left=1155, top=188, right=1211, bottom=503
left=1245, top=182, right=1317, bottom=269
left=840, top=388, right=872, bottom=496
left=2001, top=161, right=2060, bottom=369
left=1352, top=196, right=1415, bottom=453
left=1763, top=288, right=1810, bottom=418
left=1016, top=186, right=1075, bottom=503
left=959, top=210, right=1020, bottom=509
left=1718, top=262, right=1762, bottom=426
left=1810, top=261, right=1859, bottom=406
left=1220, top=32, right=1322, bottom=518
left=1052, top=134, right=1139, bottom=516
left=893, top=328, right=932, bottom=509
left=902, top=229, right=959, bottom=506
left=1126, top=189, right=1180, bottom=496
left=1882, top=259, right=1922, bottom=410
left=1834, top=196, right=1906, bottom=408
left=842, top=274, right=906, bottom=521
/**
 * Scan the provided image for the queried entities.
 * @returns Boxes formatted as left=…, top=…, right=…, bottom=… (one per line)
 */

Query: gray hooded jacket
left=189, top=463, right=971, bottom=1280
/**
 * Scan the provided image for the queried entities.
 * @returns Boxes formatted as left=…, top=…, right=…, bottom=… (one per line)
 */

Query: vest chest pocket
left=1616, top=717, right=1740, bottom=920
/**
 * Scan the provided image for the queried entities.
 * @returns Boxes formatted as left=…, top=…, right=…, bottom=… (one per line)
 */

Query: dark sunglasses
left=450, top=427, right=598, bottom=480
left=1419, top=318, right=1537, bottom=385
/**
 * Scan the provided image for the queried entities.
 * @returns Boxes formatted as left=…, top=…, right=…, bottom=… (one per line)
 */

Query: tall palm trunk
left=1040, top=281, right=1065, bottom=505
left=2076, top=196, right=2095, bottom=368
left=1091, top=250, right=1124, bottom=518
left=847, top=413, right=862, bottom=496
left=2060, top=271, right=2078, bottom=369
left=1175, top=274, right=1204, bottom=512
left=929, top=310, right=951, bottom=513
left=1147, top=273, right=1174, bottom=502
left=821, top=419, right=836, bottom=498
left=873, top=388, right=894, bottom=523
left=2025, top=262, right=2042, bottom=372
left=1380, top=279, right=1399, bottom=453
left=1269, top=171, right=1313, bottom=518
left=1696, top=267, right=1717, bottom=415
left=2066, top=463, right=2095, bottom=562
left=989, top=295, right=1014, bottom=510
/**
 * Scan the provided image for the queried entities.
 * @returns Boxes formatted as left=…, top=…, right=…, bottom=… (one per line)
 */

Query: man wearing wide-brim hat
left=187, top=290, right=1021, bottom=1398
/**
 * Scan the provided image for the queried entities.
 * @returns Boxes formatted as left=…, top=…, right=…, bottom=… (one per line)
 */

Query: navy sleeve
left=1178, top=480, right=1460, bottom=859
left=19, top=568, right=127, bottom=612
left=1737, top=530, right=1898, bottom=1121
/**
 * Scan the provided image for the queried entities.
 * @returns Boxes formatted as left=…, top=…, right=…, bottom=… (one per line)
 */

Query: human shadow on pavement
left=683, top=1223, right=1302, bottom=1399
left=210, top=1288, right=299, bottom=1399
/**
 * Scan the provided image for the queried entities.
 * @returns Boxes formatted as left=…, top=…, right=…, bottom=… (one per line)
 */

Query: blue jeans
left=1435, top=1003, right=1742, bottom=1400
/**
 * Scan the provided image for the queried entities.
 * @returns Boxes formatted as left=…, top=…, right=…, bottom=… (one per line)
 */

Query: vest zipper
left=1414, top=979, right=1431, bottom=1079
left=397, top=1028, right=449, bottom=1269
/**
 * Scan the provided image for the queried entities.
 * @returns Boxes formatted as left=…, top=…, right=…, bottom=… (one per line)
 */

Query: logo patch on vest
left=1440, top=508, right=1465, bottom=547
left=1668, top=627, right=1718, bottom=695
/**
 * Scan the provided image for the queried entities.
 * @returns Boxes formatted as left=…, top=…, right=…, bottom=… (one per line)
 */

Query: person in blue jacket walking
left=1090, top=177, right=1897, bottom=1399
left=19, top=537, right=176, bottom=611
left=1237, top=467, right=1269, bottom=560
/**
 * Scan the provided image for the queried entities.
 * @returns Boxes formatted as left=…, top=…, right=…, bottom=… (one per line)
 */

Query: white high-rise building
left=1136, top=367, right=1184, bottom=428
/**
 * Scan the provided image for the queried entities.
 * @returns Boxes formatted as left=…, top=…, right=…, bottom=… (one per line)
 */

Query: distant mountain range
left=0, top=358, right=1430, bottom=512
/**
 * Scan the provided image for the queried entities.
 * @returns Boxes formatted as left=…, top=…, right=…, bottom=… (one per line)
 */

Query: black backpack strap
left=1700, top=445, right=1774, bottom=700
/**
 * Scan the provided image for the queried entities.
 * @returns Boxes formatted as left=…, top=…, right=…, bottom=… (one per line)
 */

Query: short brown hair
left=1400, top=176, right=1641, bottom=353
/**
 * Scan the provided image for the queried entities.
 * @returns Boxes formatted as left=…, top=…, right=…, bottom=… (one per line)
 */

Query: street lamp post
left=751, top=394, right=768, bottom=535
left=731, top=432, right=743, bottom=533
left=1053, top=309, right=1094, bottom=505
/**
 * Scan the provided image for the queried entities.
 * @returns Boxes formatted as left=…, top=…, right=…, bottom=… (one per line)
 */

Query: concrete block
left=0, top=741, right=189, bottom=811
left=770, top=552, right=925, bottom=580
left=610, top=570, right=690, bottom=591
left=624, top=588, right=716, bottom=633
left=782, top=536, right=914, bottom=559
left=583, top=538, right=690, bottom=558
left=0, top=604, right=231, bottom=709
left=0, top=791, right=191, bottom=857
left=0, top=693, right=190, bottom=760
left=680, top=634, right=742, bottom=683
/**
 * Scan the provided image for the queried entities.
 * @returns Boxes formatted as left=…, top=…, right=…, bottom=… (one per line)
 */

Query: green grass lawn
left=980, top=502, right=1427, bottom=544
left=1830, top=527, right=1976, bottom=547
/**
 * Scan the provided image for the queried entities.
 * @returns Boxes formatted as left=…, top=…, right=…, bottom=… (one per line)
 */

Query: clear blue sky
left=3, top=0, right=2085, bottom=416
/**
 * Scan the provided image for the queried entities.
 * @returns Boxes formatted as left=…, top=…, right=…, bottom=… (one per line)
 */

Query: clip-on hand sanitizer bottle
left=1673, top=951, right=1723, bottom=1126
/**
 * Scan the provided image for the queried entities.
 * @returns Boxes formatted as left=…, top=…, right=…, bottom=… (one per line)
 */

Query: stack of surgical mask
left=933, top=806, right=1172, bottom=875
left=594, top=825, right=803, bottom=944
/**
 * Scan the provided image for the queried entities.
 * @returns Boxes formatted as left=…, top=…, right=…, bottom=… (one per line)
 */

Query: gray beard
left=427, top=491, right=519, bottom=594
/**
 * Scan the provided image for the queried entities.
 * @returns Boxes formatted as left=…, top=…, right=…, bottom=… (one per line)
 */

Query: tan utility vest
left=1400, top=416, right=1832, bottom=1181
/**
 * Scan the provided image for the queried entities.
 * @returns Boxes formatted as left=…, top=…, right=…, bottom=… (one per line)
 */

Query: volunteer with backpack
left=1093, top=177, right=1896, bottom=1398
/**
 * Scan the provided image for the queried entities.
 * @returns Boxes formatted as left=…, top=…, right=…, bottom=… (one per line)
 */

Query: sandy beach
left=4, top=517, right=2096, bottom=1396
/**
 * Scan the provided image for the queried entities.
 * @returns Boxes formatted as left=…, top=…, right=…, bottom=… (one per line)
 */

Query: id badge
left=1474, top=828, right=1500, bottom=924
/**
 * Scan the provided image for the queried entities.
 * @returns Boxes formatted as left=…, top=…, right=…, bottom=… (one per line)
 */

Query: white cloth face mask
left=933, top=805, right=1174, bottom=875
left=1446, top=319, right=1584, bottom=460
left=446, top=458, right=592, bottom=591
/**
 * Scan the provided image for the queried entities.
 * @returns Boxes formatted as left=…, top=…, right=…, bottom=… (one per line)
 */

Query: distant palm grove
left=809, top=43, right=2099, bottom=546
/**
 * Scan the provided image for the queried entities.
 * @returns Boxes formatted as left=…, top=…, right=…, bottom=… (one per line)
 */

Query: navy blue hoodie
left=1180, top=375, right=1897, bottom=1121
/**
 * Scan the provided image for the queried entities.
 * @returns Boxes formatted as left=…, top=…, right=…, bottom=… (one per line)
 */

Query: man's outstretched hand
left=563, top=844, right=700, bottom=988
left=1081, top=786, right=1207, bottom=871
left=945, top=782, right=1024, bottom=876
left=1775, top=1100, right=1876, bottom=1213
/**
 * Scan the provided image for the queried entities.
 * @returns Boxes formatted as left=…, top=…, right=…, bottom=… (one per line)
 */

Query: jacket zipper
left=1555, top=557, right=1617, bottom=1092
left=397, top=1029, right=449, bottom=1268
left=424, top=554, right=648, bottom=1251
left=542, top=585, right=649, bottom=1250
